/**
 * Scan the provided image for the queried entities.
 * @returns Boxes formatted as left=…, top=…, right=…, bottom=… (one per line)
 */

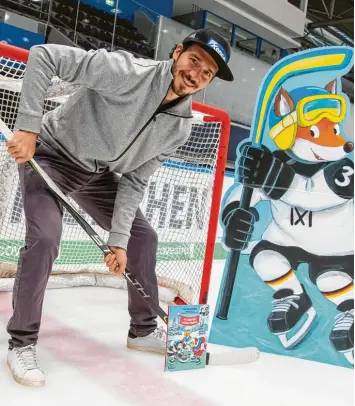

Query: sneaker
left=127, top=326, right=167, bottom=355
left=7, top=344, right=45, bottom=387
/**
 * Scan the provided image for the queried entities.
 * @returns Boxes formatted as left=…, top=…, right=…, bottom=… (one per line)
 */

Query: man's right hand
left=104, top=246, right=127, bottom=275
left=6, top=130, right=38, bottom=164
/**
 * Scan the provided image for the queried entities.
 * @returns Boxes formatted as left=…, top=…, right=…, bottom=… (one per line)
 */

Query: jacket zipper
left=108, top=85, right=172, bottom=163
left=109, top=112, right=157, bottom=163
left=107, top=97, right=192, bottom=164
left=95, top=112, right=158, bottom=169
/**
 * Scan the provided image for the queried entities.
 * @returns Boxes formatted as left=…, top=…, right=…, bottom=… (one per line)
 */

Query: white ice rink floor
left=0, top=260, right=353, bottom=406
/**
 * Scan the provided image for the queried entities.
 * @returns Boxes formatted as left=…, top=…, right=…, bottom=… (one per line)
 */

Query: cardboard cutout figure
left=210, top=46, right=354, bottom=368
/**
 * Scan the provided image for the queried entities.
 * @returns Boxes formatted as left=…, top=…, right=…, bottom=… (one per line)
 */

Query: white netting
left=0, top=46, right=229, bottom=304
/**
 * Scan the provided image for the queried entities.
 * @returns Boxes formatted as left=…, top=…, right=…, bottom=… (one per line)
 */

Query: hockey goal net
left=0, top=43, right=230, bottom=304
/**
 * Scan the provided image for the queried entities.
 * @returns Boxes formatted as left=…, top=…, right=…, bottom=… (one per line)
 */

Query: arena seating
left=1, top=0, right=155, bottom=59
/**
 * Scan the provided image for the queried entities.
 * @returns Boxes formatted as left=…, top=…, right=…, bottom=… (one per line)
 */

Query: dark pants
left=7, top=141, right=158, bottom=349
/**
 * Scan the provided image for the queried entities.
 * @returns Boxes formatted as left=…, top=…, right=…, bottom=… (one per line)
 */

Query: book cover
left=165, top=304, right=209, bottom=372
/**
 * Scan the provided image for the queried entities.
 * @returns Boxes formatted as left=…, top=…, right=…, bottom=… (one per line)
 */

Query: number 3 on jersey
left=335, top=166, right=354, bottom=187
left=324, top=159, right=354, bottom=199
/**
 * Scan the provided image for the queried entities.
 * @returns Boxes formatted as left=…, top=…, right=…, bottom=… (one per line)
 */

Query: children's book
left=165, top=304, right=209, bottom=372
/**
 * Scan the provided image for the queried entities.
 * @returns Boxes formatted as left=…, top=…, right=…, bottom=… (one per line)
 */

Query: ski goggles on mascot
left=269, top=94, right=347, bottom=150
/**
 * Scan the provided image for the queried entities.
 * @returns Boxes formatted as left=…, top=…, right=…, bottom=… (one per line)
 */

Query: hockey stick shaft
left=0, top=120, right=169, bottom=322
left=32, top=158, right=169, bottom=323
left=29, top=159, right=170, bottom=324
left=215, top=186, right=253, bottom=320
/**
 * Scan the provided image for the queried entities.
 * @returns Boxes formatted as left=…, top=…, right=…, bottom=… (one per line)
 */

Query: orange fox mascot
left=222, top=80, right=354, bottom=365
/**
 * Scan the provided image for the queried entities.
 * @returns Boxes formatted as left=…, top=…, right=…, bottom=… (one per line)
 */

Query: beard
left=171, top=62, right=198, bottom=97
left=171, top=74, right=199, bottom=97
left=171, top=78, right=189, bottom=97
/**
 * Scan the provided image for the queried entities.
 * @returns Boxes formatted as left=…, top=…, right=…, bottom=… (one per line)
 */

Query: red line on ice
left=0, top=292, right=215, bottom=406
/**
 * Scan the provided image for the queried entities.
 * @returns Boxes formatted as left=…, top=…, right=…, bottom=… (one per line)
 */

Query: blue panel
left=80, top=0, right=173, bottom=21
left=0, top=22, right=45, bottom=49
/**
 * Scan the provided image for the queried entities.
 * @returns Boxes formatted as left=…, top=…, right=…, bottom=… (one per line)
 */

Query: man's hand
left=6, top=130, right=38, bottom=164
left=104, top=247, right=127, bottom=275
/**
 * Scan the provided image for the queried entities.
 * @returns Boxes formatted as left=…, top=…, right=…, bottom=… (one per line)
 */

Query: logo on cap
left=207, top=38, right=227, bottom=62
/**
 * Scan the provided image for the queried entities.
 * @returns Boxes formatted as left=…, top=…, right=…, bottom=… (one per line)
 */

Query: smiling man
left=167, top=30, right=233, bottom=100
left=5, top=28, right=233, bottom=387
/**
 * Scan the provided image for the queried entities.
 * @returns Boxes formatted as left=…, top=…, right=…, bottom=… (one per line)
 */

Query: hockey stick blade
left=206, top=346, right=260, bottom=366
left=0, top=119, right=260, bottom=366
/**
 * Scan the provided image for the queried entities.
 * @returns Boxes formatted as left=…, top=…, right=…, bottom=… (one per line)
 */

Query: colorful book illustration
left=165, top=304, right=209, bottom=372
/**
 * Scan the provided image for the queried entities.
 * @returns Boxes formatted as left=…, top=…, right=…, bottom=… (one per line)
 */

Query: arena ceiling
left=289, top=0, right=354, bottom=46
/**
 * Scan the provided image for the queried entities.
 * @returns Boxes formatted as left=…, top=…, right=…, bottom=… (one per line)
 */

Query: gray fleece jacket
left=15, top=44, right=193, bottom=250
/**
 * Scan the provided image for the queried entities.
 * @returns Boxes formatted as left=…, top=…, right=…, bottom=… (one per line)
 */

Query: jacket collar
left=161, top=95, right=193, bottom=119
left=153, top=59, right=193, bottom=119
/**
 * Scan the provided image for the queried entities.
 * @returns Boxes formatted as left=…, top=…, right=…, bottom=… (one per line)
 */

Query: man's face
left=170, top=44, right=218, bottom=97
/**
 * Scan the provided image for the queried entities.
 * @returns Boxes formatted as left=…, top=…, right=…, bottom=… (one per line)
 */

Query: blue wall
left=0, top=22, right=45, bottom=49
left=80, top=0, right=173, bottom=21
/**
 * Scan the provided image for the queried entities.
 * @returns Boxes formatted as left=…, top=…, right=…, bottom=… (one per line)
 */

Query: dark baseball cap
left=182, top=28, right=234, bottom=81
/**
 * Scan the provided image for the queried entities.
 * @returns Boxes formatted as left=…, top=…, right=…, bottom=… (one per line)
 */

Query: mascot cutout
left=210, top=46, right=354, bottom=368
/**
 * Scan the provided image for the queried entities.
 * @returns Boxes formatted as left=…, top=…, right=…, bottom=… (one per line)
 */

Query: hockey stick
left=215, top=187, right=253, bottom=320
left=0, top=119, right=259, bottom=366
left=216, top=46, right=354, bottom=320
left=0, top=120, right=166, bottom=320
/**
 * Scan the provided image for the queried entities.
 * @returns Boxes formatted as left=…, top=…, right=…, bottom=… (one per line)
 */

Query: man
left=5, top=27, right=233, bottom=387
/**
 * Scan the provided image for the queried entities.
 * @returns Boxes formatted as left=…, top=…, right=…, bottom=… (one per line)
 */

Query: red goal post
left=0, top=42, right=231, bottom=305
